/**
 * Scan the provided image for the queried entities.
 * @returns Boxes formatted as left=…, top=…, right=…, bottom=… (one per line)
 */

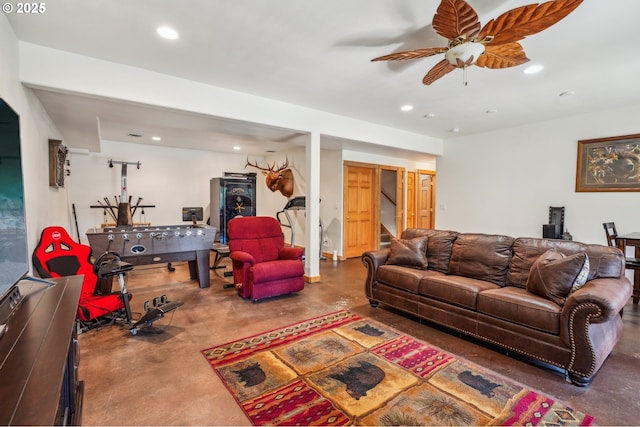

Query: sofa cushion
left=401, top=229, right=458, bottom=273
left=525, top=249, right=587, bottom=306
left=477, top=287, right=561, bottom=335
left=507, top=238, right=623, bottom=288
left=583, top=244, right=625, bottom=279
left=419, top=275, right=500, bottom=310
left=385, top=236, right=428, bottom=269
left=377, top=265, right=439, bottom=294
left=448, top=233, right=514, bottom=286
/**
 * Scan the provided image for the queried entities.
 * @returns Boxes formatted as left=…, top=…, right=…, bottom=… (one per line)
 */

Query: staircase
left=380, top=225, right=392, bottom=249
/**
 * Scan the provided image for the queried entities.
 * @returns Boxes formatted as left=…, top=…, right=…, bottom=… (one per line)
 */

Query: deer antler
left=275, top=157, right=289, bottom=171
left=245, top=157, right=289, bottom=172
left=245, top=157, right=272, bottom=171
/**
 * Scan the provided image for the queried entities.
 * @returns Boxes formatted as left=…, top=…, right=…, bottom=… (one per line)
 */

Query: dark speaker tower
left=210, top=175, right=257, bottom=244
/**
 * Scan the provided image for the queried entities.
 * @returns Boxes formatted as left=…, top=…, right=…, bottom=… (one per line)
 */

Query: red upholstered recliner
left=228, top=216, right=305, bottom=301
left=32, top=226, right=128, bottom=324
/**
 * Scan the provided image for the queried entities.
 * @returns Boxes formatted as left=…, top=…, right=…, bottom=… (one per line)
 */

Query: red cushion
left=250, top=260, right=305, bottom=284
left=228, top=216, right=284, bottom=263
left=32, top=226, right=98, bottom=298
left=77, top=293, right=125, bottom=321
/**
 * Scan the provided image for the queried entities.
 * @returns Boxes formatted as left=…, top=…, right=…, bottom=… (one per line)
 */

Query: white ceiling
left=7, top=0, right=640, bottom=157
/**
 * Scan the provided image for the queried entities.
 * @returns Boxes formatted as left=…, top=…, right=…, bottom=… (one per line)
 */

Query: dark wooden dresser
left=0, top=276, right=83, bottom=425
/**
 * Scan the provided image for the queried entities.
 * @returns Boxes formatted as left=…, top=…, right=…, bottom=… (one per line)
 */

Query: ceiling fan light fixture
left=445, top=42, right=485, bottom=67
left=371, top=0, right=584, bottom=86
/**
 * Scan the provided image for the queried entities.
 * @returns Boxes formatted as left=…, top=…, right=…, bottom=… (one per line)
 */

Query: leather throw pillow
left=526, top=249, right=588, bottom=306
left=385, top=236, right=428, bottom=269
left=569, top=255, right=590, bottom=295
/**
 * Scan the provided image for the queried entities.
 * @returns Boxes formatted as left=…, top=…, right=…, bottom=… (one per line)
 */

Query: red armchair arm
left=229, top=251, right=256, bottom=297
left=229, top=250, right=255, bottom=265
left=279, top=246, right=304, bottom=261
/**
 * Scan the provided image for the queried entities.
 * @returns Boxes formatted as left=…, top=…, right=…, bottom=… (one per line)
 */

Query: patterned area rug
left=201, top=311, right=594, bottom=426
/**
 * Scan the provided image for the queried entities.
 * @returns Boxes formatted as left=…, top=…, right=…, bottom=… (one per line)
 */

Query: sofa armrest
left=559, top=276, right=632, bottom=384
left=362, top=249, right=390, bottom=300
left=279, top=246, right=304, bottom=261
left=562, top=277, right=632, bottom=323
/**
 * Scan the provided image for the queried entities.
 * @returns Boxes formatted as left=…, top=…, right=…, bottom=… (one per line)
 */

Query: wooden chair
left=603, top=222, right=640, bottom=304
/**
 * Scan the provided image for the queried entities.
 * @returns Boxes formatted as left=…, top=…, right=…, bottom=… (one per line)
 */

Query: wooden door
left=344, top=164, right=376, bottom=258
left=406, top=171, right=417, bottom=229
left=418, top=170, right=436, bottom=228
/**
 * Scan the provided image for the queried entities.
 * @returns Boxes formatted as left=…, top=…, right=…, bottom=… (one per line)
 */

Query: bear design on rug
left=458, top=370, right=500, bottom=398
left=233, top=363, right=266, bottom=387
left=354, top=324, right=385, bottom=337
left=330, top=361, right=385, bottom=400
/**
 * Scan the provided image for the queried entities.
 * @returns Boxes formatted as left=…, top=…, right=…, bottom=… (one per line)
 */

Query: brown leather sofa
left=363, top=228, right=633, bottom=386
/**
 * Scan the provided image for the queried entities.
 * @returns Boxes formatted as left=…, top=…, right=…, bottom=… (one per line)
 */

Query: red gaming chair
left=32, top=226, right=129, bottom=324
left=228, top=216, right=305, bottom=302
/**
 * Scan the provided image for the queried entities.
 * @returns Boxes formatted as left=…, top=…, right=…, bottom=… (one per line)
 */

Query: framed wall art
left=575, top=133, right=640, bottom=192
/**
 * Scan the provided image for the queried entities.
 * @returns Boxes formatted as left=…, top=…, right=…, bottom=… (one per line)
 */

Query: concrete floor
left=78, top=257, right=640, bottom=425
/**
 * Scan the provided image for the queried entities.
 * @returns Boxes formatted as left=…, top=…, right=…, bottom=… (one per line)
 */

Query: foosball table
left=86, top=225, right=216, bottom=288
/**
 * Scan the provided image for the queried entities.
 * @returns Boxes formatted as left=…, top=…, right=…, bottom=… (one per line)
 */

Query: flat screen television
left=0, top=98, right=28, bottom=304
left=182, top=206, right=203, bottom=224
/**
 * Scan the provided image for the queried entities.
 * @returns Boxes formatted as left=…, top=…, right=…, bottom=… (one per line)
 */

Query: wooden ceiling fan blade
left=422, top=59, right=456, bottom=85
left=371, top=47, right=447, bottom=62
left=474, top=42, right=529, bottom=68
left=432, top=0, right=481, bottom=41
left=478, top=0, right=583, bottom=45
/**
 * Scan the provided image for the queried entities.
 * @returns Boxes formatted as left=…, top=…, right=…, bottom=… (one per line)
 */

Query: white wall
left=69, top=140, right=265, bottom=244
left=0, top=15, right=67, bottom=272
left=256, top=146, right=338, bottom=256
left=319, top=149, right=343, bottom=256
left=436, top=103, right=640, bottom=246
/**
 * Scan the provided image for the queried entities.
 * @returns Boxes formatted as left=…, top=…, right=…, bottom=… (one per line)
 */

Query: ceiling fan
left=372, top=0, right=583, bottom=85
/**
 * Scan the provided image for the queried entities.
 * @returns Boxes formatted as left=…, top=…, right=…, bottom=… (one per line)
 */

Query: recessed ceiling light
left=151, top=136, right=161, bottom=141
left=400, top=105, right=414, bottom=112
left=233, top=146, right=241, bottom=150
left=128, top=133, right=142, bottom=138
left=485, top=108, right=498, bottom=114
left=559, top=90, right=576, bottom=97
left=449, top=128, right=460, bottom=133
left=424, top=113, right=436, bottom=118
left=157, top=26, right=179, bottom=40
left=523, top=64, right=544, bottom=74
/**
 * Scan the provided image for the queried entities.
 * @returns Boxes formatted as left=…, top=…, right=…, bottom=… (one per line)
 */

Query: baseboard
left=304, top=275, right=321, bottom=283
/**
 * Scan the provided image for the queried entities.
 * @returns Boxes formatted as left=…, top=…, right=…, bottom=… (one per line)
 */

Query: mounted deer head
left=245, top=157, right=294, bottom=198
